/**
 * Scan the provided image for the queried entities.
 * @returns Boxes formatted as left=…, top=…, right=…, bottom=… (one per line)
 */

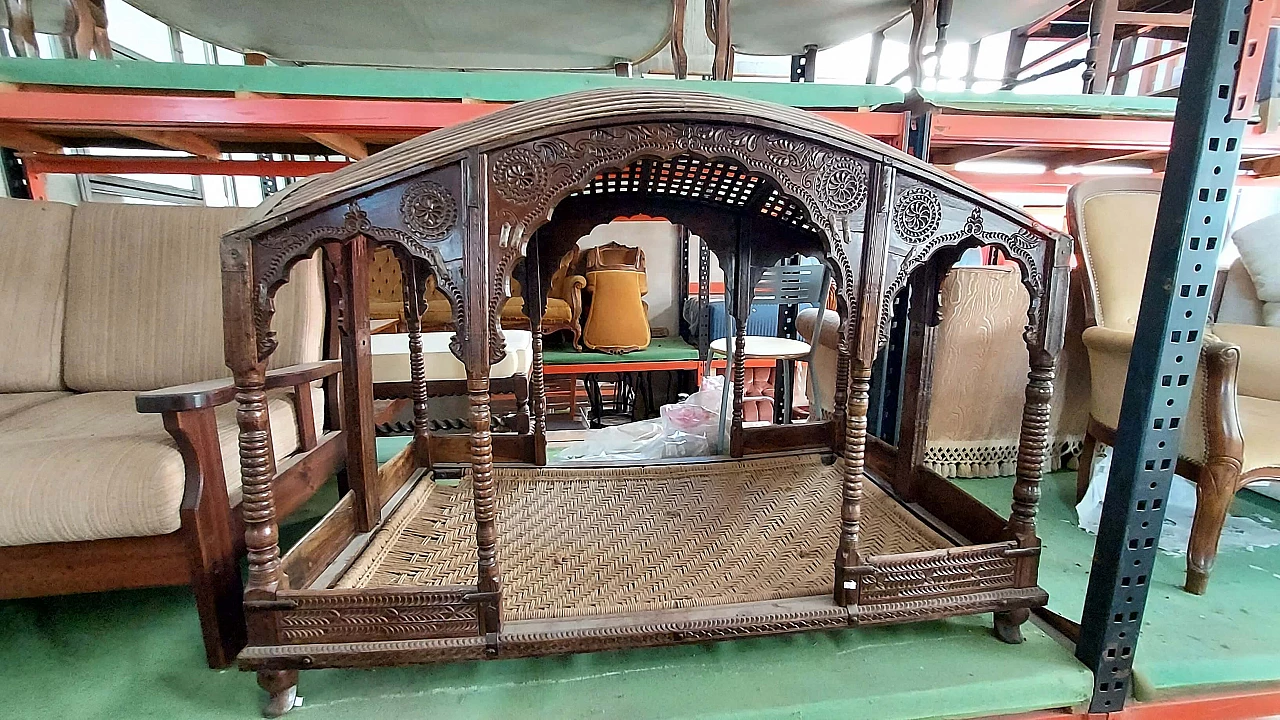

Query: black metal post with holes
left=791, top=45, right=818, bottom=82
left=1076, top=0, right=1252, bottom=713
left=1, top=148, right=32, bottom=199
left=869, top=110, right=930, bottom=441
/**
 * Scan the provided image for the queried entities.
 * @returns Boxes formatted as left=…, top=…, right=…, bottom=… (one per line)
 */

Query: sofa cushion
left=501, top=296, right=574, bottom=324
left=0, top=199, right=74, bottom=392
left=62, top=204, right=325, bottom=392
left=0, top=389, right=321, bottom=546
left=1215, top=258, right=1265, bottom=326
left=0, top=392, right=70, bottom=422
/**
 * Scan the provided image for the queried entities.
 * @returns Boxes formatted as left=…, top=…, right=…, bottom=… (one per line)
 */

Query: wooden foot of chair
left=993, top=608, right=1029, bottom=644
left=1075, top=430, right=1098, bottom=503
left=1184, top=459, right=1239, bottom=596
left=259, top=669, right=299, bottom=718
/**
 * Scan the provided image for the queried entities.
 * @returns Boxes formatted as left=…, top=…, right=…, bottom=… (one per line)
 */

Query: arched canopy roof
left=227, top=87, right=1065, bottom=246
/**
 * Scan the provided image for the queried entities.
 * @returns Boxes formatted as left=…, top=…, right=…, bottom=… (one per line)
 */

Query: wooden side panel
left=860, top=542, right=1023, bottom=605
left=258, top=587, right=481, bottom=645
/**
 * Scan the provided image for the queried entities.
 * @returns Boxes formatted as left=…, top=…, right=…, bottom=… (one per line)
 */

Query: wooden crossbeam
left=305, top=132, right=368, bottom=160
left=0, top=125, right=61, bottom=153
left=117, top=128, right=221, bottom=159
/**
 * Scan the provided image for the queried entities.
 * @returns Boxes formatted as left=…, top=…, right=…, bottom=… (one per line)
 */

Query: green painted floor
left=956, top=472, right=1280, bottom=701
left=0, top=443, right=1094, bottom=720
left=0, top=588, right=1090, bottom=720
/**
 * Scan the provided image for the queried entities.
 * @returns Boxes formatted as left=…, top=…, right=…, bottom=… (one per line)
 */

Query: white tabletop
left=371, top=330, right=533, bottom=382
left=710, top=336, right=811, bottom=360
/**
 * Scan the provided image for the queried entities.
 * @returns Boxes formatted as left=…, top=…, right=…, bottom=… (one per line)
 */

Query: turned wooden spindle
left=832, top=321, right=851, bottom=451
left=1008, top=353, right=1057, bottom=543
left=468, top=375, right=502, bottom=633
left=235, top=370, right=283, bottom=594
left=531, top=326, right=547, bottom=439
left=729, top=315, right=747, bottom=457
left=835, top=361, right=871, bottom=605
left=403, top=262, right=432, bottom=468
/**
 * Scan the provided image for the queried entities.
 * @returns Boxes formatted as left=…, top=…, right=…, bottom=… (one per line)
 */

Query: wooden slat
left=305, top=132, right=369, bottom=159
left=117, top=128, right=221, bottom=158
left=0, top=124, right=61, bottom=152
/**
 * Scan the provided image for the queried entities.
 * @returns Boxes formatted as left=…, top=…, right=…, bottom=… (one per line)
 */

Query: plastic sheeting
left=558, top=375, right=725, bottom=462
left=1076, top=445, right=1280, bottom=556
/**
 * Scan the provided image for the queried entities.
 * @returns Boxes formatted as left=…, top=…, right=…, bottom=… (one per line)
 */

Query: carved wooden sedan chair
left=221, top=88, right=1070, bottom=715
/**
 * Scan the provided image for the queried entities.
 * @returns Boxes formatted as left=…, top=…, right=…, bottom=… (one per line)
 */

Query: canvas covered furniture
left=220, top=88, right=1069, bottom=716
left=798, top=265, right=1086, bottom=477
left=0, top=198, right=343, bottom=669
left=1067, top=176, right=1280, bottom=595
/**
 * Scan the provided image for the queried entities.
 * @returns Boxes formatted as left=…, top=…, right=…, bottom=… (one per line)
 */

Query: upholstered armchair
left=1068, top=176, right=1280, bottom=595
left=503, top=249, right=588, bottom=350
left=370, top=246, right=586, bottom=347
left=583, top=242, right=651, bottom=354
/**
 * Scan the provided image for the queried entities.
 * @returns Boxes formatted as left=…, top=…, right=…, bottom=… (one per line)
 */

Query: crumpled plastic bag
left=1077, top=444, right=1280, bottom=555
left=558, top=376, right=724, bottom=462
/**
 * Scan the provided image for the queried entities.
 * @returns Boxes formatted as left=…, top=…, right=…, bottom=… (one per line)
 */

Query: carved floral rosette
left=249, top=175, right=464, bottom=363
left=875, top=182, right=1051, bottom=352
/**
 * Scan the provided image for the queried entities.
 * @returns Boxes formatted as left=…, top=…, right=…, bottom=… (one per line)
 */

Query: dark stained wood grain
left=340, top=235, right=380, bottom=532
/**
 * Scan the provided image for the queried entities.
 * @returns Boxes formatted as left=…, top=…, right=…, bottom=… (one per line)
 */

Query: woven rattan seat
left=339, top=454, right=947, bottom=620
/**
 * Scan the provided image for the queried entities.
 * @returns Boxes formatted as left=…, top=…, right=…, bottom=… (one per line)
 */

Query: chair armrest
left=136, top=360, right=342, bottom=413
left=1210, top=323, right=1280, bottom=402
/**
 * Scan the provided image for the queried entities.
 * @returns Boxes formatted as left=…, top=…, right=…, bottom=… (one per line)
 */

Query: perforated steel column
left=1075, top=0, right=1253, bottom=712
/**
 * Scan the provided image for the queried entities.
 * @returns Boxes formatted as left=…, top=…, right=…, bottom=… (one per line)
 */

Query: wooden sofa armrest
left=136, top=360, right=342, bottom=414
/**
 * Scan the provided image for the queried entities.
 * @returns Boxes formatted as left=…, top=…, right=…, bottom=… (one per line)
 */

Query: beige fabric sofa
left=1067, top=176, right=1280, bottom=595
left=0, top=199, right=344, bottom=668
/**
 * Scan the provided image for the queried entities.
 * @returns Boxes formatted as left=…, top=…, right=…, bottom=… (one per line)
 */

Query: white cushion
left=371, top=330, right=533, bottom=382
left=1232, top=213, right=1280, bottom=304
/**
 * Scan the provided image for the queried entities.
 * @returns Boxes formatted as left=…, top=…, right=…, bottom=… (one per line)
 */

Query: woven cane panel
left=338, top=455, right=949, bottom=621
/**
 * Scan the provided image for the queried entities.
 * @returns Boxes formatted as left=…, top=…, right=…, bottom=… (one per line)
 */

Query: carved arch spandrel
left=873, top=176, right=1060, bottom=355
left=246, top=166, right=467, bottom=363
left=481, top=121, right=874, bottom=362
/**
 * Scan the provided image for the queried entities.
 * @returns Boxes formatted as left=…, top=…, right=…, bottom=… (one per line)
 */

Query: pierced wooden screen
left=572, top=155, right=818, bottom=234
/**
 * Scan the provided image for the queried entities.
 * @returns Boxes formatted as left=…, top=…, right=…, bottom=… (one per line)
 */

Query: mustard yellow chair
left=1068, top=176, right=1280, bottom=595
left=582, top=242, right=651, bottom=354
left=368, top=246, right=586, bottom=347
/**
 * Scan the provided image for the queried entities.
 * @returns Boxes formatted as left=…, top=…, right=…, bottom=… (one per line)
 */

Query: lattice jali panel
left=859, top=542, right=1019, bottom=604
left=573, top=157, right=762, bottom=208
left=758, top=188, right=816, bottom=232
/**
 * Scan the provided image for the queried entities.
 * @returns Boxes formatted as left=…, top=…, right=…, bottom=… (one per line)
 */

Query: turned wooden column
left=401, top=257, right=432, bottom=469
left=835, top=360, right=872, bottom=605
left=525, top=238, right=549, bottom=465
left=235, top=366, right=288, bottom=648
left=1006, top=348, right=1056, bottom=590
left=469, top=374, right=502, bottom=633
left=832, top=321, right=851, bottom=452
left=729, top=314, right=747, bottom=458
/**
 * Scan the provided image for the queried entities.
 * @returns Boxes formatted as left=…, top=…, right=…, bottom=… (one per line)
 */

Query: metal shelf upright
left=1075, top=0, right=1264, bottom=712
